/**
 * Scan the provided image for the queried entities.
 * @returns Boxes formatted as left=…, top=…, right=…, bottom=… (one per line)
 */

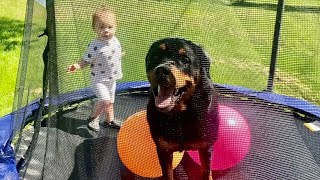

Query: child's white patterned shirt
left=83, top=36, right=122, bottom=83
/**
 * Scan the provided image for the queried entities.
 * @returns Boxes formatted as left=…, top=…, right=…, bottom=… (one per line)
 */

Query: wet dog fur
left=145, top=38, right=219, bottom=180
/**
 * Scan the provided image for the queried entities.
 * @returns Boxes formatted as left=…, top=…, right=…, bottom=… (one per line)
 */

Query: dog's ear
left=195, top=45, right=212, bottom=83
left=193, top=45, right=216, bottom=103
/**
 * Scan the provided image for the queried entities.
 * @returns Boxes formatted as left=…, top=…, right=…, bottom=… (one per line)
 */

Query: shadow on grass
left=0, top=17, right=24, bottom=51
left=231, top=1, right=320, bottom=14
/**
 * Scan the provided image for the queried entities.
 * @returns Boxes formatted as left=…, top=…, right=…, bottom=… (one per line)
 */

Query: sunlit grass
left=0, top=0, right=27, bottom=116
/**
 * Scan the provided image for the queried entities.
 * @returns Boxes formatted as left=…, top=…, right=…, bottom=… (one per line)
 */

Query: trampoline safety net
left=10, top=0, right=320, bottom=180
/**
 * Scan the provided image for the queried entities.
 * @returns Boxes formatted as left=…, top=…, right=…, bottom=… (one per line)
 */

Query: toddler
left=67, top=6, right=122, bottom=131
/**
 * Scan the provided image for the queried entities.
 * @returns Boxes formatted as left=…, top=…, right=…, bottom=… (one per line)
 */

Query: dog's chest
left=149, top=108, right=209, bottom=141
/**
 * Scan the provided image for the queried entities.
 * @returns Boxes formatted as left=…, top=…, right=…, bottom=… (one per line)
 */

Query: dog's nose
left=155, top=66, right=170, bottom=81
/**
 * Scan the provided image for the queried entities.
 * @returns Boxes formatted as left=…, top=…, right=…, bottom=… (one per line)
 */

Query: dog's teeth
left=158, top=85, right=160, bottom=92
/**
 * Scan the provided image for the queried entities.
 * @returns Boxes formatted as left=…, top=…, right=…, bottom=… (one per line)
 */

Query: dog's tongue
left=155, top=86, right=174, bottom=109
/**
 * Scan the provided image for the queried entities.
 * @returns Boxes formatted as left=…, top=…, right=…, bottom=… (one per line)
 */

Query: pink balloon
left=188, top=105, right=251, bottom=170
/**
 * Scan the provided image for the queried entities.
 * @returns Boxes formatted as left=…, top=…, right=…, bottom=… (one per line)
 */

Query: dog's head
left=146, top=38, right=211, bottom=113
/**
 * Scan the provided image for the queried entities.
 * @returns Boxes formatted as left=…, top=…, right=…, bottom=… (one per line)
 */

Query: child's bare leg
left=102, top=100, right=120, bottom=128
left=103, top=100, right=114, bottom=122
left=90, top=101, right=104, bottom=118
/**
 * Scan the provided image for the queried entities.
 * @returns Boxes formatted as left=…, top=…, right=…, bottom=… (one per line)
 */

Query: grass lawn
left=1, top=0, right=319, bottom=117
left=53, top=0, right=319, bottom=104
left=0, top=0, right=27, bottom=116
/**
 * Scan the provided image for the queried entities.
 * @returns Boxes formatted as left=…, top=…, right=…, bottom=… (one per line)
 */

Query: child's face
left=94, top=17, right=116, bottom=40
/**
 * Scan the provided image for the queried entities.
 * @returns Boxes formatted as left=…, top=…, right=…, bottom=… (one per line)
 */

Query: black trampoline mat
left=20, top=92, right=320, bottom=180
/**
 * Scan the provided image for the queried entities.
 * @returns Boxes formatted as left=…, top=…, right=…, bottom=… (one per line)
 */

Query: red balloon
left=188, top=105, right=251, bottom=170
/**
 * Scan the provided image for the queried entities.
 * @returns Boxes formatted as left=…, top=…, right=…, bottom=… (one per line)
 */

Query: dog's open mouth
left=153, top=85, right=187, bottom=112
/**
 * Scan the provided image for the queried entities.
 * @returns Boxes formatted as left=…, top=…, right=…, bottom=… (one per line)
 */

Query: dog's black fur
left=145, top=38, right=219, bottom=180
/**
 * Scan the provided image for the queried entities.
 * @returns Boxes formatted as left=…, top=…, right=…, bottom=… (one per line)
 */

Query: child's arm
left=67, top=59, right=88, bottom=73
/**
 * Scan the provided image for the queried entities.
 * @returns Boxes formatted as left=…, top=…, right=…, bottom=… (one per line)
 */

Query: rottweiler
left=145, top=38, right=219, bottom=180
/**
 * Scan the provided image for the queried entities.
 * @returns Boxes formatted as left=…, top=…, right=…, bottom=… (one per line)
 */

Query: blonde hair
left=92, top=6, right=117, bottom=29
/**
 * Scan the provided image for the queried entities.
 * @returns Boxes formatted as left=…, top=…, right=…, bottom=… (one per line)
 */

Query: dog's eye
left=181, top=57, right=191, bottom=64
left=181, top=58, right=191, bottom=68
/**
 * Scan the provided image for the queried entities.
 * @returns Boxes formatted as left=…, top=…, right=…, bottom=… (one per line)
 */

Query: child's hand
left=67, top=64, right=80, bottom=73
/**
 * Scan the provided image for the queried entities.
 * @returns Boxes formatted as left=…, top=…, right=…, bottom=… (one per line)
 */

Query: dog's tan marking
left=178, top=48, right=186, bottom=55
left=170, top=66, right=194, bottom=89
left=157, top=137, right=180, bottom=151
left=170, top=66, right=197, bottom=111
left=159, top=43, right=166, bottom=50
left=157, top=136, right=210, bottom=151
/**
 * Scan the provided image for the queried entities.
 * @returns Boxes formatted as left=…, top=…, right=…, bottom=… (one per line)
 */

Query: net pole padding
left=266, top=0, right=285, bottom=92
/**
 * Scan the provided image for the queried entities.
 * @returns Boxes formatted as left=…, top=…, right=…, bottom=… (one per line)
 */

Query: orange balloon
left=117, top=110, right=184, bottom=178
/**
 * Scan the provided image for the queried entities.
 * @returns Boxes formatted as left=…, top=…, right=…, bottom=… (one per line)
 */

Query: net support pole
left=266, top=0, right=285, bottom=92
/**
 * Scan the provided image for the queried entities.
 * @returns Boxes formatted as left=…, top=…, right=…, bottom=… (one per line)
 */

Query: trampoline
left=10, top=83, right=320, bottom=180
left=1, top=0, right=320, bottom=179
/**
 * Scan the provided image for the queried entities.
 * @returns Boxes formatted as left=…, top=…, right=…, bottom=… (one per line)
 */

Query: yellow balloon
left=117, top=110, right=184, bottom=178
